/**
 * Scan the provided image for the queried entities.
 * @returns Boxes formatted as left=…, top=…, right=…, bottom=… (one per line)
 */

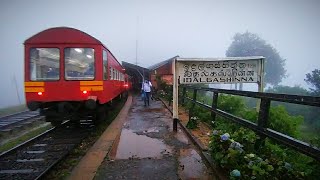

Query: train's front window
left=30, top=48, right=60, bottom=81
left=64, top=48, right=95, bottom=80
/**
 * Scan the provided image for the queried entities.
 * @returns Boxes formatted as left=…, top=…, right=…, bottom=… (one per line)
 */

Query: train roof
left=24, top=27, right=105, bottom=45
left=24, top=27, right=124, bottom=68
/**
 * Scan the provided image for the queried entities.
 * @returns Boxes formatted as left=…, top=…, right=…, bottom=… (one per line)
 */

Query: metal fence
left=180, top=86, right=320, bottom=162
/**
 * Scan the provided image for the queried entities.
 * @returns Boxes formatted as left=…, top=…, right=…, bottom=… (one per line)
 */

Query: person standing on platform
left=142, top=79, right=152, bottom=106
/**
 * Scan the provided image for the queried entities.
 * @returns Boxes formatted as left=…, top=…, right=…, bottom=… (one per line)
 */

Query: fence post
left=211, top=92, right=218, bottom=125
left=255, top=98, right=271, bottom=150
left=189, top=89, right=197, bottom=121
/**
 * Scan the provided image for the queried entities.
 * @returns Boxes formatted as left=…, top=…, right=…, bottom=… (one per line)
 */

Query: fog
left=0, top=0, right=319, bottom=108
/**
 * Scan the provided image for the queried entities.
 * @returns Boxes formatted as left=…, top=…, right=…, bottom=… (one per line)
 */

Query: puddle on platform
left=114, top=129, right=172, bottom=159
left=143, top=127, right=160, bottom=133
left=142, top=108, right=164, bottom=113
left=178, top=149, right=212, bottom=179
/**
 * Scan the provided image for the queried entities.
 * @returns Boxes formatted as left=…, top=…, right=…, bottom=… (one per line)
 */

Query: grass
left=43, top=96, right=127, bottom=180
left=0, top=124, right=52, bottom=153
left=0, top=104, right=27, bottom=117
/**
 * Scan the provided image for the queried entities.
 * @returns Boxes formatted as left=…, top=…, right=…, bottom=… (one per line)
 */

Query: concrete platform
left=70, top=95, right=216, bottom=180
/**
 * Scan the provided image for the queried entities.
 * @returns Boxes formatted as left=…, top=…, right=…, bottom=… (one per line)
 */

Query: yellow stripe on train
left=80, top=81, right=103, bottom=86
left=80, top=86, right=103, bottom=91
left=24, top=82, right=44, bottom=87
left=25, top=87, right=45, bottom=92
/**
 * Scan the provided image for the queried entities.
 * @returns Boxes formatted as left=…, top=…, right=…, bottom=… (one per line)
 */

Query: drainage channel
left=0, top=120, right=94, bottom=180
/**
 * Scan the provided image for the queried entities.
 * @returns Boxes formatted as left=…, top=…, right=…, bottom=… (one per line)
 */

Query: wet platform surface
left=95, top=96, right=214, bottom=180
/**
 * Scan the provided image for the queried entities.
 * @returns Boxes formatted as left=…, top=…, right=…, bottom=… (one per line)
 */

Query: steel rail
left=0, top=120, right=93, bottom=180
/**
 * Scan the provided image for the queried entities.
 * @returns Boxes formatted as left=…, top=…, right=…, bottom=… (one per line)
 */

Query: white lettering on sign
left=177, top=58, right=262, bottom=84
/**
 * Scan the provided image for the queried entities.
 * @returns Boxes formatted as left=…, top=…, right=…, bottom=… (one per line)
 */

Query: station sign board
left=176, top=57, right=264, bottom=84
left=171, top=57, right=265, bottom=127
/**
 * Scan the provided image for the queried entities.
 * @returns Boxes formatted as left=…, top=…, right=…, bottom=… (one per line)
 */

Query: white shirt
left=142, top=81, right=152, bottom=92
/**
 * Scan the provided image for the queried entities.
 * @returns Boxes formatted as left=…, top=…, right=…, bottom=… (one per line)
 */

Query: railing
left=180, top=86, right=320, bottom=162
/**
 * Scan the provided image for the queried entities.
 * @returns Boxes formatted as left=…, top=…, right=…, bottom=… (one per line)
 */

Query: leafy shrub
left=218, top=94, right=246, bottom=115
left=269, top=105, right=303, bottom=138
left=209, top=130, right=305, bottom=179
left=186, top=116, right=199, bottom=129
left=181, top=92, right=319, bottom=179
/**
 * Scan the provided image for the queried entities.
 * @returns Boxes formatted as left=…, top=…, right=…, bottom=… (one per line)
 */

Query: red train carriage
left=24, top=27, right=129, bottom=126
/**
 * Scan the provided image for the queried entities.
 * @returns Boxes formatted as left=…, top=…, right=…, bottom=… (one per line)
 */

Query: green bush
left=181, top=92, right=319, bottom=179
left=186, top=116, right=199, bottom=129
left=268, top=106, right=303, bottom=138
left=218, top=94, right=246, bottom=115
left=209, top=130, right=305, bottom=179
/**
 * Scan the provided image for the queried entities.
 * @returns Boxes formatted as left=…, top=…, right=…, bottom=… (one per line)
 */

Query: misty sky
left=0, top=0, right=319, bottom=108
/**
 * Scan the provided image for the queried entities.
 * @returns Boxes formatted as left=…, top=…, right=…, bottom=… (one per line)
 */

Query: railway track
left=0, top=111, right=42, bottom=132
left=0, top=120, right=94, bottom=180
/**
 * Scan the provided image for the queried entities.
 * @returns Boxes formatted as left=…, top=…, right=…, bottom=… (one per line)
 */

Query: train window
left=103, top=50, right=108, bottom=80
left=112, top=68, right=115, bottom=80
left=30, top=48, right=60, bottom=81
left=64, top=48, right=95, bottom=80
left=109, top=67, right=112, bottom=80
left=116, top=70, right=119, bottom=80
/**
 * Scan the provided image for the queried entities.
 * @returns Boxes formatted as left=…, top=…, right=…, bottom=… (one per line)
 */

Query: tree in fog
left=226, top=32, right=286, bottom=86
left=266, top=85, right=310, bottom=96
left=305, top=69, right=320, bottom=96
left=266, top=86, right=311, bottom=121
left=304, top=69, right=320, bottom=132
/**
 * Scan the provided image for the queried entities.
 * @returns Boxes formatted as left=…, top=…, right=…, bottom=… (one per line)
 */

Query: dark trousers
left=144, top=92, right=150, bottom=106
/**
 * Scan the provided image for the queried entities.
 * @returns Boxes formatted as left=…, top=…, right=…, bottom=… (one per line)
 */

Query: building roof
left=148, top=56, right=179, bottom=70
left=122, top=61, right=149, bottom=72
left=122, top=61, right=150, bottom=79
